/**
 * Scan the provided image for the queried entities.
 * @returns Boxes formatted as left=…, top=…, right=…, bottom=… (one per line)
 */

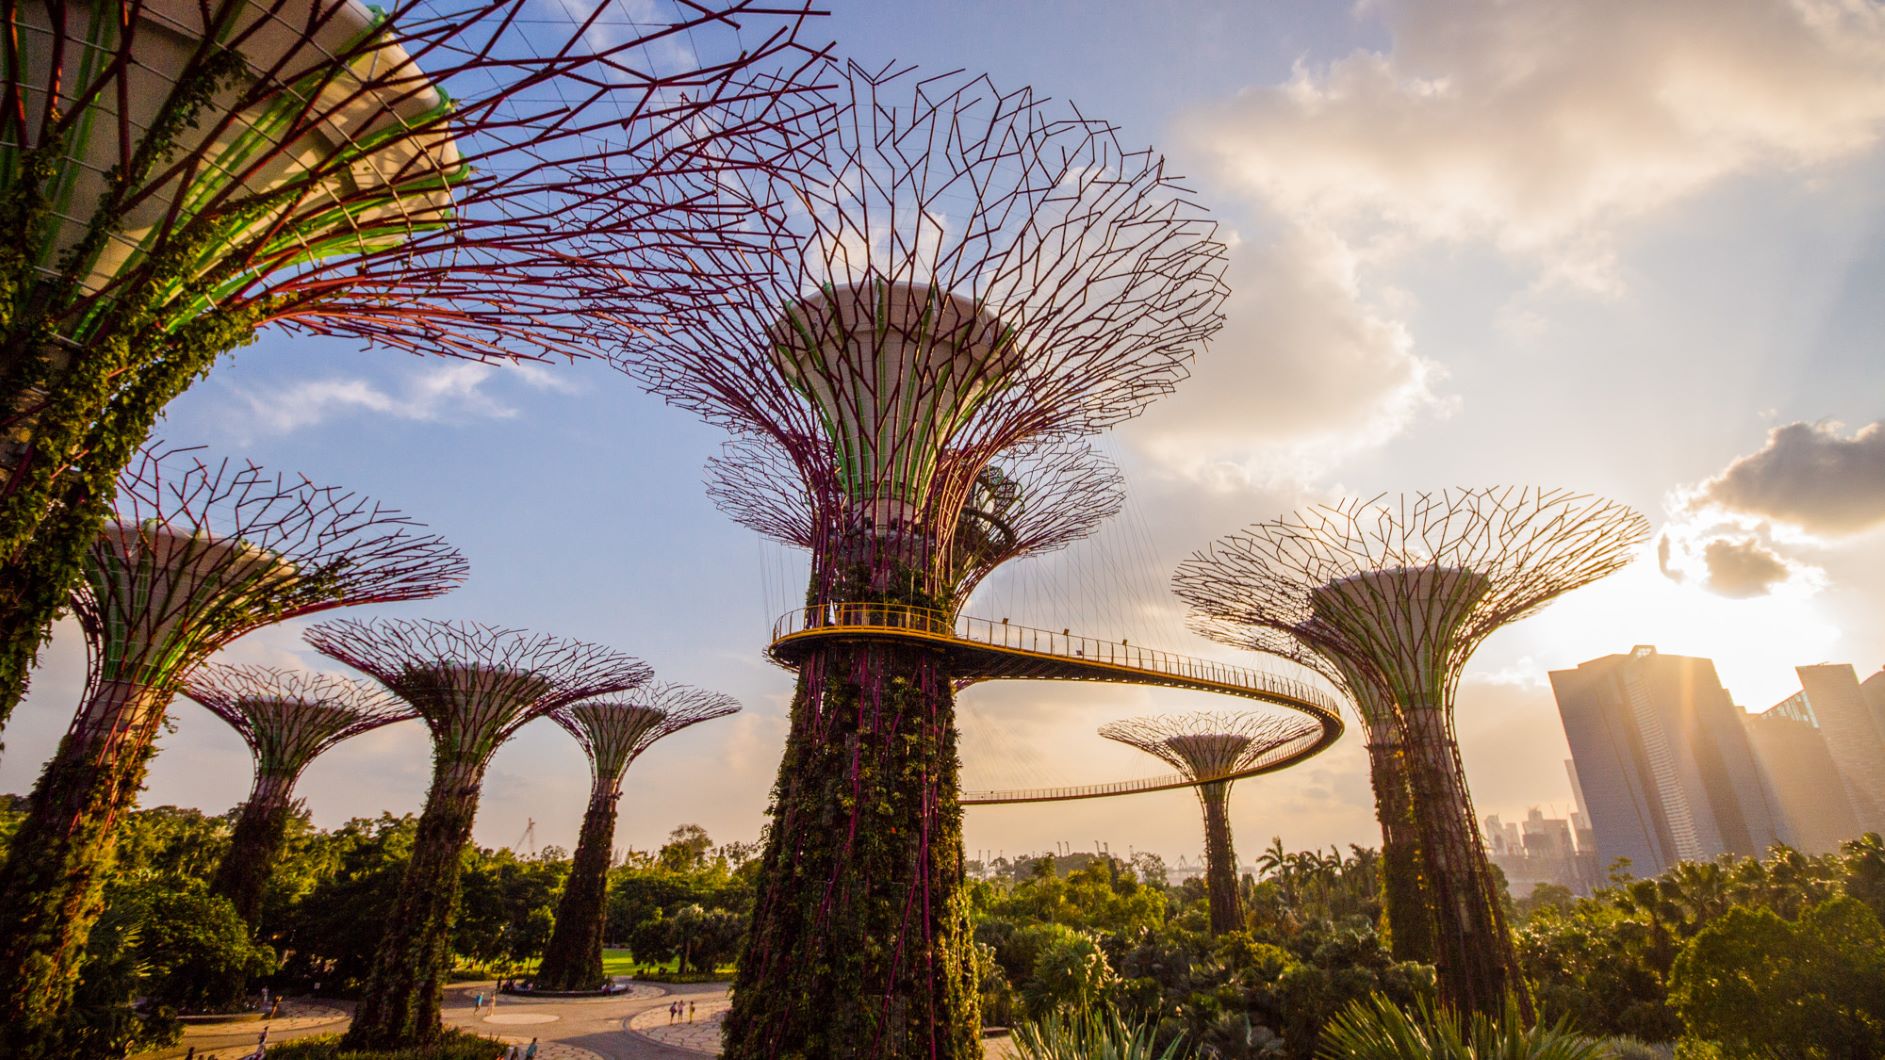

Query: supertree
left=1172, top=488, right=1650, bottom=1017
left=533, top=683, right=741, bottom=992
left=612, top=60, right=1227, bottom=1055
left=705, top=433, right=1128, bottom=611
left=0, top=446, right=464, bottom=1046
left=0, top=0, right=828, bottom=736
left=180, top=665, right=416, bottom=930
left=1099, top=711, right=1324, bottom=935
left=1191, top=617, right=1434, bottom=962
left=304, top=617, right=650, bottom=1049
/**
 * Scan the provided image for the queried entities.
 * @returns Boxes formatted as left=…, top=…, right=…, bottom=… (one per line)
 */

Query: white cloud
left=1182, top=0, right=1885, bottom=290
left=1131, top=223, right=1448, bottom=483
left=218, top=360, right=579, bottom=437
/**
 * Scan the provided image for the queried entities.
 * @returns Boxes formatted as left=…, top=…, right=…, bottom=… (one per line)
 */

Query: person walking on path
left=473, top=990, right=486, bottom=1016
left=688, top=999, right=696, bottom=1022
left=523, top=1038, right=539, bottom=1059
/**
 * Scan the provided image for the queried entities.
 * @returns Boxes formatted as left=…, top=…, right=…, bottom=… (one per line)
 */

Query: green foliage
left=1516, top=838, right=1885, bottom=1044
left=1315, top=994, right=1606, bottom=1060
left=453, top=846, right=566, bottom=969
left=130, top=879, right=277, bottom=1012
left=978, top=842, right=1430, bottom=1059
left=269, top=1027, right=507, bottom=1059
left=1011, top=1007, right=1194, bottom=1060
left=666, top=902, right=745, bottom=974
left=1021, top=931, right=1118, bottom=1016
left=1668, top=895, right=1885, bottom=1059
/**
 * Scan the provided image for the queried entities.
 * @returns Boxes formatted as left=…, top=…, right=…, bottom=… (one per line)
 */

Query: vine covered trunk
left=1398, top=704, right=1528, bottom=1018
left=0, top=679, right=172, bottom=1050
left=343, top=757, right=487, bottom=1049
left=534, top=791, right=620, bottom=991
left=213, top=773, right=299, bottom=929
left=1366, top=722, right=1434, bottom=963
left=0, top=314, right=254, bottom=736
left=1197, top=779, right=1242, bottom=935
left=723, top=632, right=977, bottom=1057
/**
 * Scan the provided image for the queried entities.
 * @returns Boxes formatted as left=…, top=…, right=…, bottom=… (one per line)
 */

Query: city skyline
left=1, top=0, right=1881, bottom=868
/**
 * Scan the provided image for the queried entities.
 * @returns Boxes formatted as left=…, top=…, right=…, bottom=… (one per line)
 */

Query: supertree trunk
left=725, top=637, right=978, bottom=1057
left=1366, top=722, right=1434, bottom=964
left=1197, top=779, right=1243, bottom=935
left=0, top=680, right=169, bottom=1049
left=534, top=790, right=620, bottom=991
left=344, top=758, right=486, bottom=1050
left=1398, top=704, right=1526, bottom=1017
left=187, top=773, right=301, bottom=1010
left=212, top=773, right=300, bottom=930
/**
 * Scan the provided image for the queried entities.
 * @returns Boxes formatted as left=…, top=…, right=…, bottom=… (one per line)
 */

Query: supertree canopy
left=0, top=0, right=827, bottom=741
left=0, top=445, right=464, bottom=1047
left=304, top=617, right=650, bottom=1049
left=1172, top=487, right=1650, bottom=1017
left=612, top=60, right=1227, bottom=1056
left=705, top=432, right=1127, bottom=611
left=182, top=665, right=416, bottom=926
left=1100, top=711, right=1323, bottom=935
left=534, top=684, right=741, bottom=992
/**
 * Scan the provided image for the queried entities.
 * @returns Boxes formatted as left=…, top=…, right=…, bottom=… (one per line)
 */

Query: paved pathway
left=139, top=999, right=349, bottom=1058
left=145, top=982, right=1014, bottom=1059
left=625, top=996, right=728, bottom=1054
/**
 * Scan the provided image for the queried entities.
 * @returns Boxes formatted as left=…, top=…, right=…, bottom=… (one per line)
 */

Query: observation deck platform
left=768, top=603, right=1345, bottom=805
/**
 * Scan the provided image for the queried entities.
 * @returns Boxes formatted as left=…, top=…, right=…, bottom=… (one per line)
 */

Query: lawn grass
left=601, top=948, right=636, bottom=977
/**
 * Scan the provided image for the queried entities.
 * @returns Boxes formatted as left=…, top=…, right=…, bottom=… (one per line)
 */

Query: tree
left=658, top=825, right=715, bottom=873
left=1669, top=896, right=1885, bottom=1059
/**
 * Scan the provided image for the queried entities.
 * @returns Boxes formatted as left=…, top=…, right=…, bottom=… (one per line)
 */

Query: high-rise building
left=1552, top=646, right=1780, bottom=878
left=1482, top=807, right=1599, bottom=895
left=1566, top=760, right=1597, bottom=854
left=1771, top=664, right=1885, bottom=831
left=1742, top=705, right=1862, bottom=854
left=1862, top=668, right=1885, bottom=737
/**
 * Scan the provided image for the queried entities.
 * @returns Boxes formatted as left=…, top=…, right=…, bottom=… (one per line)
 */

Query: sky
left=2, top=0, right=1882, bottom=870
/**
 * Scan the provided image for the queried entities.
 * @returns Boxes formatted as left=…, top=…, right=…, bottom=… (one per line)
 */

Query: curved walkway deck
left=768, top=603, right=1345, bottom=805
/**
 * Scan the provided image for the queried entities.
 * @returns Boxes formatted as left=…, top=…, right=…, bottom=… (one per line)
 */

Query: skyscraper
left=1742, top=704, right=1862, bottom=854
left=1864, top=667, right=1885, bottom=749
left=1772, top=664, right=1885, bottom=831
left=1552, top=646, right=1780, bottom=877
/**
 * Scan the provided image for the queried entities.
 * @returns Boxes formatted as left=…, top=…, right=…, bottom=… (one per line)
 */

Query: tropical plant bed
left=268, top=1029, right=506, bottom=1059
left=501, top=982, right=636, bottom=998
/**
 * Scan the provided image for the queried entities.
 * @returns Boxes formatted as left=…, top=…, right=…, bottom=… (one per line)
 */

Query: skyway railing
left=770, top=602, right=1345, bottom=719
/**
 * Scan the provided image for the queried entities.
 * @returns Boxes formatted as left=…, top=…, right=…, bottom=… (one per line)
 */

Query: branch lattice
left=1171, top=487, right=1648, bottom=1015
left=5, top=0, right=831, bottom=363
left=706, top=432, right=1125, bottom=608
left=304, top=618, right=651, bottom=767
left=616, top=59, right=1226, bottom=599
left=72, top=445, right=466, bottom=721
left=182, top=663, right=415, bottom=783
left=553, top=683, right=741, bottom=800
left=1189, top=616, right=1398, bottom=732
left=1099, top=710, right=1323, bottom=783
left=1172, top=488, right=1650, bottom=714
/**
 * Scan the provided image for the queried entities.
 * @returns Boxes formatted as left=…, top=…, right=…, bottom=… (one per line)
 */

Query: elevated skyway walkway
left=767, top=603, right=1345, bottom=805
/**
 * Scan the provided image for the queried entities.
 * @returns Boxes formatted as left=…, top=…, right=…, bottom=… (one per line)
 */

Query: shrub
left=1315, top=994, right=1606, bottom=1060
left=268, top=1028, right=507, bottom=1059
left=1011, top=1008, right=1193, bottom=1059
